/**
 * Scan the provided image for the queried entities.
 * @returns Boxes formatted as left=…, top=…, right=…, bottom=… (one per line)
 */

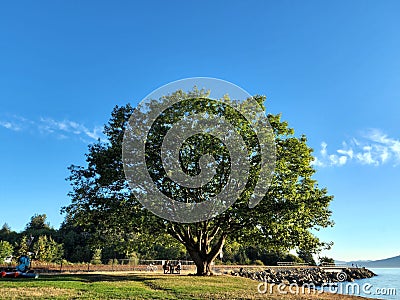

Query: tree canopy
left=26, top=214, right=50, bottom=231
left=63, top=88, right=333, bottom=275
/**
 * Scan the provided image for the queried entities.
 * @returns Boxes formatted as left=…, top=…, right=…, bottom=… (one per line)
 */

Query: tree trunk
left=187, top=248, right=213, bottom=275
left=167, top=222, right=227, bottom=276
left=187, top=235, right=226, bottom=276
left=195, top=259, right=212, bottom=276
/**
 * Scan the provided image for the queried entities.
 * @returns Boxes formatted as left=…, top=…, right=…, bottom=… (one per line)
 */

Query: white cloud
left=355, top=151, right=378, bottom=166
left=312, top=157, right=325, bottom=167
left=0, top=115, right=104, bottom=142
left=338, top=156, right=347, bottom=165
left=313, top=129, right=400, bottom=168
left=39, top=118, right=103, bottom=140
left=84, top=127, right=102, bottom=140
left=337, top=148, right=354, bottom=159
left=320, top=142, right=328, bottom=156
left=0, top=121, right=21, bottom=131
left=311, top=142, right=349, bottom=167
left=0, top=121, right=12, bottom=129
left=364, top=129, right=400, bottom=164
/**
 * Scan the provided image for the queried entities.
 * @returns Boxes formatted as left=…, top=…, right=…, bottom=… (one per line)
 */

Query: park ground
left=0, top=271, right=375, bottom=300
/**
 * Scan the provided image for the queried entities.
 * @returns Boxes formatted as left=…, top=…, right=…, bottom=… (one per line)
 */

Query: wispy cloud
left=39, top=118, right=103, bottom=141
left=0, top=115, right=104, bottom=142
left=312, top=142, right=348, bottom=167
left=313, top=129, right=400, bottom=167
left=0, top=120, right=21, bottom=131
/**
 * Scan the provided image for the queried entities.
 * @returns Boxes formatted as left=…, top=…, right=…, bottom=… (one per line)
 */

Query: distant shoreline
left=336, top=255, right=400, bottom=269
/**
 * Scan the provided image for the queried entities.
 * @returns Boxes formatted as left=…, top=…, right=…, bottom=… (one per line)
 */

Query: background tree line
left=0, top=214, right=327, bottom=266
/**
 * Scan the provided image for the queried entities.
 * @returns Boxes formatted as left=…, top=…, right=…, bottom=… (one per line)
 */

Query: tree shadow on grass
left=26, top=273, right=182, bottom=283
left=37, top=273, right=147, bottom=282
left=33, top=274, right=177, bottom=294
left=0, top=273, right=139, bottom=283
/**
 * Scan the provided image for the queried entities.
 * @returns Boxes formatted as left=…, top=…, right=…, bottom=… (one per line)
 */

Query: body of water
left=322, top=268, right=400, bottom=299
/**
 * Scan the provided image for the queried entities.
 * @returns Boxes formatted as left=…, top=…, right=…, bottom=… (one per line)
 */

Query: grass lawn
left=0, top=272, right=375, bottom=300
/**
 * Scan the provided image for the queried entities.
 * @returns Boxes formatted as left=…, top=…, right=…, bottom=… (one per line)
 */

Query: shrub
left=0, top=240, right=13, bottom=263
left=253, top=259, right=264, bottom=266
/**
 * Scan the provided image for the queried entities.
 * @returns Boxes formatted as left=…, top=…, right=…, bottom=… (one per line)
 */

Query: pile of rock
left=343, top=267, right=376, bottom=281
left=230, top=267, right=376, bottom=286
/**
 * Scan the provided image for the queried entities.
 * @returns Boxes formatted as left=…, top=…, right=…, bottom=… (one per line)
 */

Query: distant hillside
left=340, top=255, right=400, bottom=268
left=334, top=260, right=351, bottom=265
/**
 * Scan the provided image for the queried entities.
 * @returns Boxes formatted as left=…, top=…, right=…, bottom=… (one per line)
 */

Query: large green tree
left=23, top=214, right=57, bottom=242
left=63, top=89, right=333, bottom=275
left=26, top=214, right=50, bottom=231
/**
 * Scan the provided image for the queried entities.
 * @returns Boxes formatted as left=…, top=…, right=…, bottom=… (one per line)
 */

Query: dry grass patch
left=0, top=287, right=77, bottom=299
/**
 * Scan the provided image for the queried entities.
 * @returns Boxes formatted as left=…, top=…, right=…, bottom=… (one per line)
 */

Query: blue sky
left=1, top=1, right=399, bottom=261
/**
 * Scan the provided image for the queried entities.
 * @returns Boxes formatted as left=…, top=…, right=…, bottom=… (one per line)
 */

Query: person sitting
left=175, top=260, right=182, bottom=274
left=163, top=260, right=170, bottom=274
left=16, top=255, right=30, bottom=273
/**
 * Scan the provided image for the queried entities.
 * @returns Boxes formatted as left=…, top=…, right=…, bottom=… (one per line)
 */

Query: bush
left=33, top=235, right=64, bottom=262
left=107, top=259, right=119, bottom=265
left=319, top=256, right=335, bottom=265
left=0, top=240, right=13, bottom=263
left=90, top=249, right=102, bottom=265
left=253, top=259, right=264, bottom=266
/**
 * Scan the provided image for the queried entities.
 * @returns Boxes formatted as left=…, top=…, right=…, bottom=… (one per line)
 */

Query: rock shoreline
left=230, top=267, right=377, bottom=286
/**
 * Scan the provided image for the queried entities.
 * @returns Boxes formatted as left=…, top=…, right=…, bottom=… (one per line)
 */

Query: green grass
left=0, top=272, right=374, bottom=300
